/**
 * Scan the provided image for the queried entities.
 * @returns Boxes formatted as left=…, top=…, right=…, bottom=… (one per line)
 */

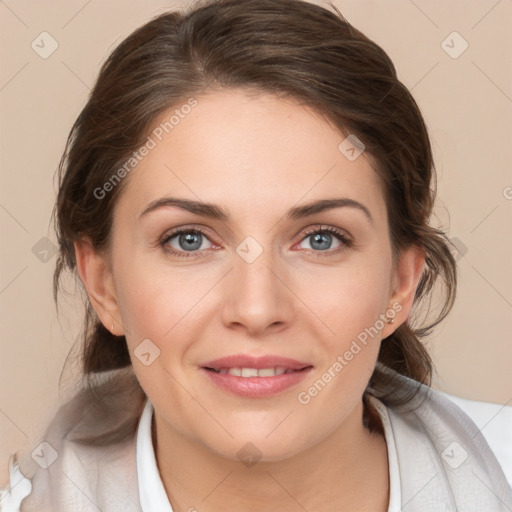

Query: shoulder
left=1, top=368, right=146, bottom=512
left=371, top=366, right=512, bottom=508
left=440, top=391, right=512, bottom=487
left=0, top=456, right=32, bottom=512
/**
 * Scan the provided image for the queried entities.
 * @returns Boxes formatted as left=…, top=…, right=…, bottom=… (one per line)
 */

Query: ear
left=74, top=238, right=124, bottom=335
left=381, top=244, right=425, bottom=338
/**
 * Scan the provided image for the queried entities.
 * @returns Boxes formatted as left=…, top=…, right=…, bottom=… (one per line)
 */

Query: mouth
left=199, top=355, right=314, bottom=398
left=203, top=366, right=312, bottom=377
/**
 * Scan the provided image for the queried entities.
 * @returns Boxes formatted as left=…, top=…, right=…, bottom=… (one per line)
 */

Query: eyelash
left=159, top=225, right=352, bottom=259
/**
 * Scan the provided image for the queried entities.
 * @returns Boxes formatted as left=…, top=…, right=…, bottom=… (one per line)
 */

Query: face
left=92, top=88, right=406, bottom=462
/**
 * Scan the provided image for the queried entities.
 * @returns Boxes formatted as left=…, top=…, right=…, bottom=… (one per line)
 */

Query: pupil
left=311, top=232, right=331, bottom=250
left=180, top=232, right=201, bottom=251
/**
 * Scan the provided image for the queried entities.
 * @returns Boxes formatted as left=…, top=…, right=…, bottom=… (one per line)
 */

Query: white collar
left=136, top=399, right=174, bottom=512
left=136, top=397, right=401, bottom=512
left=369, top=395, right=402, bottom=512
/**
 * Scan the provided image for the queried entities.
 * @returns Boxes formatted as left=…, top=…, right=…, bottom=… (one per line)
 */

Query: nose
left=221, top=246, right=294, bottom=337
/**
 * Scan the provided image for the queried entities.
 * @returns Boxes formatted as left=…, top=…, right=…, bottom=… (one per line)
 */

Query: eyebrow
left=139, top=196, right=373, bottom=223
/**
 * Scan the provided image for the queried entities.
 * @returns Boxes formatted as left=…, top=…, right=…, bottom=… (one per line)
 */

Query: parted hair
left=53, top=0, right=457, bottom=418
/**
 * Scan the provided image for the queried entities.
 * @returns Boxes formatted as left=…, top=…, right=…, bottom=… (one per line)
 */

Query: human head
left=53, top=0, right=456, bottom=430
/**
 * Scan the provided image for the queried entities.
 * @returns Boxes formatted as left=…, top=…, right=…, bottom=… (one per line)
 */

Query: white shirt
left=2, top=392, right=511, bottom=511
left=135, top=398, right=402, bottom=512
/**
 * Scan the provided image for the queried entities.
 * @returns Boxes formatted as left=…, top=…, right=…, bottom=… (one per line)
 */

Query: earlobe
left=383, top=245, right=425, bottom=337
left=74, top=238, right=123, bottom=335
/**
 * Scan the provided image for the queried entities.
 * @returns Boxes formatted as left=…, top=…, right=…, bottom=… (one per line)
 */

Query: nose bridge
left=221, top=236, right=293, bottom=333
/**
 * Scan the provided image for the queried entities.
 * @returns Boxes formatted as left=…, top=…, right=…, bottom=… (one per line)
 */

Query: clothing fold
left=1, top=366, right=510, bottom=512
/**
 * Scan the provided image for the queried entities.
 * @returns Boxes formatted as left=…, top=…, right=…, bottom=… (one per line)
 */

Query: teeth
left=258, top=368, right=279, bottom=377
left=218, top=367, right=292, bottom=377
left=240, top=368, right=258, bottom=377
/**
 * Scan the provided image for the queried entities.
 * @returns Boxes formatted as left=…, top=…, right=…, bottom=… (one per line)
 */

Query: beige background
left=1, top=0, right=511, bottom=484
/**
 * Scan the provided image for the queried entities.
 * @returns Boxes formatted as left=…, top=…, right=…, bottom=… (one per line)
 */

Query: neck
left=153, top=400, right=390, bottom=512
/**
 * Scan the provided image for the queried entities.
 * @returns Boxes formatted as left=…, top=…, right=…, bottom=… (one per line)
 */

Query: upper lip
left=201, top=354, right=313, bottom=371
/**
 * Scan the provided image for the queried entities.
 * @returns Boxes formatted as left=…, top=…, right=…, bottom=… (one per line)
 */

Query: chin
left=203, top=426, right=314, bottom=465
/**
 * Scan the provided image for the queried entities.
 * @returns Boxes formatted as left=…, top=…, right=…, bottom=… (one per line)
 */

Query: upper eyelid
left=301, top=225, right=350, bottom=237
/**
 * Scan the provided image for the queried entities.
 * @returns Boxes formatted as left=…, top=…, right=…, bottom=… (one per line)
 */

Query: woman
left=1, top=0, right=511, bottom=510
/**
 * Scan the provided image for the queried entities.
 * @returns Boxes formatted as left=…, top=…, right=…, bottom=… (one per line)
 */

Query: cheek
left=291, top=249, right=392, bottom=403
left=293, top=267, right=388, bottom=427
left=296, top=254, right=392, bottom=339
left=113, top=254, right=225, bottom=363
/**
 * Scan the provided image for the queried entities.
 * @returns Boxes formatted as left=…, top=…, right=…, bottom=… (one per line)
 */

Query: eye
left=160, top=227, right=215, bottom=258
left=297, top=226, right=352, bottom=256
left=160, top=224, right=352, bottom=259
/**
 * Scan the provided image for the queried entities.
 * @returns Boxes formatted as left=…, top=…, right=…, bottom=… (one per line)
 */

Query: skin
left=75, top=88, right=424, bottom=511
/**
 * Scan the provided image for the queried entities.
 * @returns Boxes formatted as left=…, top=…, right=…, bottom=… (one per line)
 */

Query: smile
left=205, top=367, right=304, bottom=377
left=201, top=365, right=313, bottom=398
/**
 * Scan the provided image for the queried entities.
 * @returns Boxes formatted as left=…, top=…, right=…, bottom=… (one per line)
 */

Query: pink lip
left=200, top=354, right=313, bottom=398
left=201, top=354, right=311, bottom=371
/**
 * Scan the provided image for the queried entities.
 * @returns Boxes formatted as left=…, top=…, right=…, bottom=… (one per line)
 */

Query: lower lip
left=201, top=367, right=313, bottom=398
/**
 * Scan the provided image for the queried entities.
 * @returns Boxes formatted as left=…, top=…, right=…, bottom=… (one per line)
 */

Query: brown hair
left=53, top=0, right=456, bottom=413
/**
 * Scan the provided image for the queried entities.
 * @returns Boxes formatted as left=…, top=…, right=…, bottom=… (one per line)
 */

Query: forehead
left=115, top=88, right=387, bottom=225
